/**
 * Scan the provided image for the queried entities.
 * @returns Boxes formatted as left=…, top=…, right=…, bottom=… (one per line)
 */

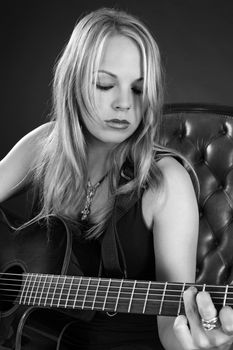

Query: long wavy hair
left=29, top=8, right=197, bottom=239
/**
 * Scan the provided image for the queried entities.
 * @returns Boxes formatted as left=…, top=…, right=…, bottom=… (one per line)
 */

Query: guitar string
left=1, top=284, right=233, bottom=299
left=0, top=285, right=233, bottom=300
left=0, top=272, right=232, bottom=292
left=1, top=286, right=232, bottom=298
left=1, top=276, right=231, bottom=306
left=0, top=290, right=230, bottom=304
left=0, top=279, right=233, bottom=301
left=0, top=294, right=230, bottom=310
left=0, top=287, right=233, bottom=304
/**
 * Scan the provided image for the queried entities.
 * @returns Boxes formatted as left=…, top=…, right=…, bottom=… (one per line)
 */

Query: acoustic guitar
left=0, top=207, right=231, bottom=349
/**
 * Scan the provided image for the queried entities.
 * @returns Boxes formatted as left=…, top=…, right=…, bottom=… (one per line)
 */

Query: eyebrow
left=97, top=70, right=143, bottom=82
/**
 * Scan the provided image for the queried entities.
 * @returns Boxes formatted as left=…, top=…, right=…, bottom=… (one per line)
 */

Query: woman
left=0, top=7, right=233, bottom=350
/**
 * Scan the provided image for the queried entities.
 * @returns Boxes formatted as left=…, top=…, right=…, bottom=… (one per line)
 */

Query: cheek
left=94, top=92, right=110, bottom=113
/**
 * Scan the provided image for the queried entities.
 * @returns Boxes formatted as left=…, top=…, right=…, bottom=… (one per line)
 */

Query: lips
left=105, top=119, right=130, bottom=130
left=106, top=119, right=130, bottom=125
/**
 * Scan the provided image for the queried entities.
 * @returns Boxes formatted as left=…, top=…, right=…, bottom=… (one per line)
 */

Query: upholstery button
left=221, top=124, right=228, bottom=135
left=199, top=151, right=206, bottom=162
left=200, top=156, right=205, bottom=163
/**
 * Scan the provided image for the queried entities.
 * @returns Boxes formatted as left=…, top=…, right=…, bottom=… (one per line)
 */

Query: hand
left=173, top=286, right=233, bottom=349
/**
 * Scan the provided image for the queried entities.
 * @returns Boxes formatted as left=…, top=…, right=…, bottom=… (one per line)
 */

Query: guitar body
left=0, top=207, right=93, bottom=349
left=13, top=309, right=83, bottom=350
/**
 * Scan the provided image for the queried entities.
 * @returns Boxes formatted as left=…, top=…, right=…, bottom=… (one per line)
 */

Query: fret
left=72, top=277, right=94, bottom=309
left=177, top=282, right=186, bottom=316
left=38, top=275, right=48, bottom=306
left=202, top=283, right=206, bottom=292
left=65, top=276, right=74, bottom=308
left=114, top=279, right=124, bottom=312
left=143, top=281, right=151, bottom=314
left=24, top=274, right=34, bottom=304
left=19, top=274, right=29, bottom=304
left=33, top=274, right=43, bottom=305
left=93, top=278, right=110, bottom=311
left=106, top=279, right=122, bottom=311
left=118, top=280, right=142, bottom=313
left=57, top=276, right=66, bottom=307
left=50, top=275, right=60, bottom=307
left=128, top=280, right=137, bottom=313
left=44, top=275, right=54, bottom=306
left=102, top=278, right=111, bottom=311
left=68, top=277, right=81, bottom=308
left=28, top=274, right=38, bottom=305
left=91, top=278, right=101, bottom=310
left=84, top=278, right=101, bottom=309
left=159, top=282, right=167, bottom=315
left=45, top=274, right=55, bottom=306
left=22, top=273, right=32, bottom=304
left=73, top=277, right=82, bottom=309
left=132, top=281, right=151, bottom=314
left=203, top=284, right=229, bottom=313
left=223, top=285, right=229, bottom=307
left=81, top=278, right=91, bottom=309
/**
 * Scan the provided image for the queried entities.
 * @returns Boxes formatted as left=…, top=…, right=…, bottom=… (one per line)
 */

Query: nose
left=112, top=88, right=132, bottom=111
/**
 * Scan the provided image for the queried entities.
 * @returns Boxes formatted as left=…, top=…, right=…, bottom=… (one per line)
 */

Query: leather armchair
left=161, top=103, right=233, bottom=285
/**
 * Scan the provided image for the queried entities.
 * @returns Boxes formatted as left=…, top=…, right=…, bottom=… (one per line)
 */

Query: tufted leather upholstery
left=161, top=103, right=233, bottom=285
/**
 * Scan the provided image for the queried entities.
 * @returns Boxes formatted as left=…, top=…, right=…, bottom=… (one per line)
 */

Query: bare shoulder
left=0, top=122, right=53, bottom=202
left=157, top=156, right=192, bottom=190
left=15, top=122, right=53, bottom=150
left=142, top=156, right=197, bottom=227
left=3, top=122, right=53, bottom=160
left=152, top=156, right=195, bottom=205
left=157, top=155, right=187, bottom=176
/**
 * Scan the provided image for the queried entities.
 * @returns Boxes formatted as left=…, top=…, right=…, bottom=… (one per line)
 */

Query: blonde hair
left=29, top=8, right=197, bottom=238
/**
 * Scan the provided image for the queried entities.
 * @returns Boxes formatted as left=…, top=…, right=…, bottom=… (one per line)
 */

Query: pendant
left=80, top=180, right=101, bottom=221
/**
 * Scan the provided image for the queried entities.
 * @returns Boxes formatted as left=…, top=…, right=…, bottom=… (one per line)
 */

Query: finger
left=196, top=291, right=217, bottom=322
left=183, top=287, right=210, bottom=347
left=183, top=287, right=202, bottom=331
left=173, top=315, right=195, bottom=350
left=219, top=306, right=233, bottom=336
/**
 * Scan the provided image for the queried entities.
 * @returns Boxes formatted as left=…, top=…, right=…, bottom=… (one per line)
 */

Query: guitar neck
left=3, top=273, right=233, bottom=316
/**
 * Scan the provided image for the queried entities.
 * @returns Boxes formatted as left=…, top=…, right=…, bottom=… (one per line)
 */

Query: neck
left=13, top=273, right=233, bottom=317
left=86, top=139, right=114, bottom=184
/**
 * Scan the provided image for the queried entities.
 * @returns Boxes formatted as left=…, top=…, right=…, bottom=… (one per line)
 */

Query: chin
left=100, top=132, right=133, bottom=145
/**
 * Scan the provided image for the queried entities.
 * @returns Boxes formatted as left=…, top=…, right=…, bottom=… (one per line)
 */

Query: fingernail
left=190, top=286, right=198, bottom=294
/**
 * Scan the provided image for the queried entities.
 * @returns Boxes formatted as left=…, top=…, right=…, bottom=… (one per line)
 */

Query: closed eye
left=96, top=84, right=113, bottom=91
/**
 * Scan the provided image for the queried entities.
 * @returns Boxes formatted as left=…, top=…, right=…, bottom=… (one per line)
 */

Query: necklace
left=80, top=174, right=107, bottom=221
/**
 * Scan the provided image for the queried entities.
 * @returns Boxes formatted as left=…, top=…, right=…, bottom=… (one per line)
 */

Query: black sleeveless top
left=71, top=195, right=164, bottom=350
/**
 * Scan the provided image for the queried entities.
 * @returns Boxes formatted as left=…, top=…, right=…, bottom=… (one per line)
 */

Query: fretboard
left=2, top=273, right=233, bottom=316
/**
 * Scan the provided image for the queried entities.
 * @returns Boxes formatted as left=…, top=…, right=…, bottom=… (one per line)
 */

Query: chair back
left=161, top=104, right=233, bottom=284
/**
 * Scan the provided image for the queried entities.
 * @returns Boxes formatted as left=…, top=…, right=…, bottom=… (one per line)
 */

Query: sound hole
left=0, top=265, right=23, bottom=312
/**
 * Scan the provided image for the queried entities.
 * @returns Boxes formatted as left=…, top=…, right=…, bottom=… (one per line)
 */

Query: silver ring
left=201, top=316, right=220, bottom=331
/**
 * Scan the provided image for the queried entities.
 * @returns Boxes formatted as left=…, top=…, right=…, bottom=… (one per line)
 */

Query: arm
left=150, top=156, right=198, bottom=349
left=150, top=157, right=233, bottom=349
left=0, top=123, right=50, bottom=202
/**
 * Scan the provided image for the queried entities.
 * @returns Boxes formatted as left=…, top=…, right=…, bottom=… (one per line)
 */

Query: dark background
left=1, top=0, right=233, bottom=213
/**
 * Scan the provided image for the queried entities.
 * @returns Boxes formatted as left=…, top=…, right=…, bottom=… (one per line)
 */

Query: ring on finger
left=201, top=316, right=220, bottom=331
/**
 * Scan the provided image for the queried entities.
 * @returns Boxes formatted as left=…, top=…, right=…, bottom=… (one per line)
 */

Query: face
left=83, top=34, right=143, bottom=145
